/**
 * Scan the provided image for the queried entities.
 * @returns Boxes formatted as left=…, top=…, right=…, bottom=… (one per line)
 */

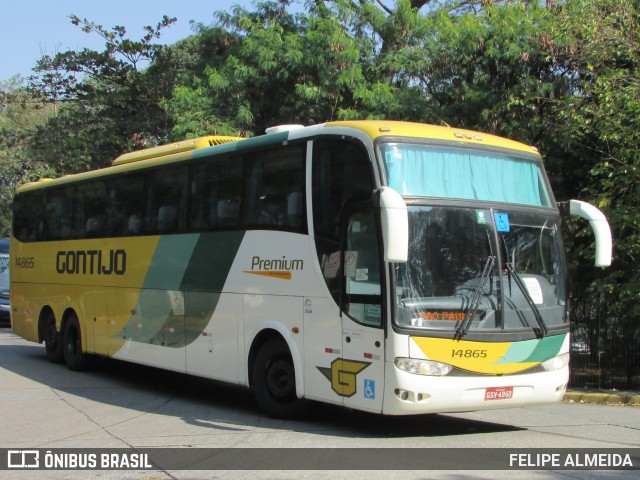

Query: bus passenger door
left=310, top=137, right=383, bottom=409
left=340, top=207, right=385, bottom=413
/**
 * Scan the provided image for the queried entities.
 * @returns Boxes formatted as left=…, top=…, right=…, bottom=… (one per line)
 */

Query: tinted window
left=44, top=187, right=73, bottom=240
left=312, top=139, right=374, bottom=302
left=111, top=174, right=147, bottom=236
left=189, top=157, right=244, bottom=231
left=344, top=207, right=383, bottom=327
left=76, top=181, right=108, bottom=238
left=14, top=190, right=46, bottom=242
left=13, top=142, right=309, bottom=241
left=245, top=144, right=306, bottom=230
left=149, top=166, right=189, bottom=234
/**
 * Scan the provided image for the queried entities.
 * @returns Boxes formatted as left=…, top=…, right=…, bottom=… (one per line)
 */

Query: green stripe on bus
left=492, top=338, right=539, bottom=364
left=492, top=334, right=566, bottom=365
left=192, top=142, right=239, bottom=158
left=192, top=131, right=290, bottom=161
left=180, top=231, right=245, bottom=292
left=143, top=234, right=200, bottom=289
left=115, top=231, right=245, bottom=348
left=235, top=131, right=289, bottom=151
left=521, top=333, right=566, bottom=363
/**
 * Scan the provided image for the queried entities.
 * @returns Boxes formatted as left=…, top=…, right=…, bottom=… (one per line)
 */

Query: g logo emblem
left=318, top=358, right=371, bottom=397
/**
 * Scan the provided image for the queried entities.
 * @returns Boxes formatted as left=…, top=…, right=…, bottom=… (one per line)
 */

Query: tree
left=163, top=0, right=369, bottom=136
left=0, top=76, right=55, bottom=236
left=27, top=14, right=181, bottom=172
left=549, top=0, right=640, bottom=379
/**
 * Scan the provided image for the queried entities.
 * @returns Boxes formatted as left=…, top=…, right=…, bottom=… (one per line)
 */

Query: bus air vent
left=112, top=135, right=243, bottom=166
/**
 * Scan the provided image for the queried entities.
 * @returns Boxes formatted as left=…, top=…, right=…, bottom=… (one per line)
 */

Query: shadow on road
left=0, top=329, right=524, bottom=440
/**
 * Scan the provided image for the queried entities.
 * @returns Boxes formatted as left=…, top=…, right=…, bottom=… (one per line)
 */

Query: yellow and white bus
left=10, top=121, right=612, bottom=418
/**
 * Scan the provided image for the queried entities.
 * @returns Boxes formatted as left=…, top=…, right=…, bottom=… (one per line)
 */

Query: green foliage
left=26, top=14, right=185, bottom=172
left=414, top=3, right=563, bottom=141
left=548, top=0, right=640, bottom=352
left=0, top=77, right=55, bottom=236
left=163, top=1, right=367, bottom=136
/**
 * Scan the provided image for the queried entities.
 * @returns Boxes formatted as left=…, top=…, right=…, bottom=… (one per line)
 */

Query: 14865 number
left=451, top=349, right=487, bottom=359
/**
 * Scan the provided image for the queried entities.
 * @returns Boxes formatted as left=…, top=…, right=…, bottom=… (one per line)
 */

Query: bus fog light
left=394, top=388, right=431, bottom=403
left=395, top=388, right=410, bottom=401
left=541, top=353, right=570, bottom=372
left=394, top=357, right=452, bottom=376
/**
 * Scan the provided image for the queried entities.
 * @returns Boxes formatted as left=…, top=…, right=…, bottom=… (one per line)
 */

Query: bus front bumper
left=382, top=361, right=569, bottom=415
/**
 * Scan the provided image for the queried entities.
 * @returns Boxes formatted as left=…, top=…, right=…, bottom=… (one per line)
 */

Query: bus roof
left=15, top=121, right=540, bottom=193
left=323, top=120, right=539, bottom=155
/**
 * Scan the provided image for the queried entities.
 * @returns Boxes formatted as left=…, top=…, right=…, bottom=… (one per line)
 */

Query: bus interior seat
left=217, top=199, right=240, bottom=227
left=85, top=217, right=103, bottom=237
left=128, top=214, right=141, bottom=235
left=287, top=192, right=304, bottom=227
left=158, top=205, right=178, bottom=233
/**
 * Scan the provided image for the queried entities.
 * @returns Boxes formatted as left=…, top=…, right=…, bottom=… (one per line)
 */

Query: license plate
left=484, top=386, right=513, bottom=400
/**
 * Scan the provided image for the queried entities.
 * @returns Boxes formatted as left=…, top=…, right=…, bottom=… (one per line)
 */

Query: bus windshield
left=380, top=143, right=553, bottom=207
left=395, top=206, right=568, bottom=333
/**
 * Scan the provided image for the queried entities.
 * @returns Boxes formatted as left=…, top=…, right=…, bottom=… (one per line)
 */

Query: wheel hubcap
left=266, top=358, right=294, bottom=399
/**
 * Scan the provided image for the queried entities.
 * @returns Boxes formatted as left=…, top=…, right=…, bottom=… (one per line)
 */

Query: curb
left=564, top=390, right=640, bottom=406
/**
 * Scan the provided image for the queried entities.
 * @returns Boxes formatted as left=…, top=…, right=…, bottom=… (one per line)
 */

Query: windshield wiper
left=455, top=256, right=495, bottom=340
left=504, top=262, right=548, bottom=338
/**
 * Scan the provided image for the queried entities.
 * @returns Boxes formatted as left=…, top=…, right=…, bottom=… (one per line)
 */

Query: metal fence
left=569, top=283, right=640, bottom=391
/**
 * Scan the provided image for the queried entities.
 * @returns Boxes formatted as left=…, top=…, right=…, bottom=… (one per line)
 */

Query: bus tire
left=43, top=312, right=63, bottom=364
left=62, top=313, right=88, bottom=371
left=252, top=338, right=308, bottom=419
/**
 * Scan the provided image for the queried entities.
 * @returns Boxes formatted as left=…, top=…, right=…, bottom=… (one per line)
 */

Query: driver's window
left=343, top=208, right=383, bottom=327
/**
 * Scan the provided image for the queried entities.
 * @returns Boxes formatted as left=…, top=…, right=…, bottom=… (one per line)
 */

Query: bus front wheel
left=63, top=313, right=88, bottom=371
left=252, top=338, right=308, bottom=419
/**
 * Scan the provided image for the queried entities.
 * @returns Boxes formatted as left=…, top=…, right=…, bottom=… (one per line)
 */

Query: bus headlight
left=394, top=357, right=452, bottom=376
left=541, top=353, right=570, bottom=372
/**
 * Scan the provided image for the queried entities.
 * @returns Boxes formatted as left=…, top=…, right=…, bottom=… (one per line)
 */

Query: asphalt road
left=0, top=328, right=638, bottom=480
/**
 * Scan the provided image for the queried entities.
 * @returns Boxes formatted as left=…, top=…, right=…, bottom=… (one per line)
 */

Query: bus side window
left=244, top=144, right=306, bottom=230
left=12, top=194, right=27, bottom=242
left=343, top=208, right=383, bottom=327
left=188, top=157, right=244, bottom=232
left=14, top=190, right=45, bottom=242
left=76, top=181, right=108, bottom=238
left=149, top=166, right=189, bottom=234
left=111, top=174, right=146, bottom=236
left=188, top=162, right=209, bottom=231
left=312, top=139, right=375, bottom=304
left=44, top=187, right=74, bottom=240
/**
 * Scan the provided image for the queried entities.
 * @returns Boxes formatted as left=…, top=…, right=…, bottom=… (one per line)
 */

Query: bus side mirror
left=374, top=187, right=408, bottom=263
left=559, top=199, right=613, bottom=267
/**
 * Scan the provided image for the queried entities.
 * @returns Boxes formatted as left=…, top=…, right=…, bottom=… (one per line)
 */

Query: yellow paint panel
left=325, top=120, right=538, bottom=156
left=10, top=237, right=160, bottom=351
left=412, top=337, right=538, bottom=375
left=112, top=135, right=242, bottom=166
left=11, top=237, right=160, bottom=288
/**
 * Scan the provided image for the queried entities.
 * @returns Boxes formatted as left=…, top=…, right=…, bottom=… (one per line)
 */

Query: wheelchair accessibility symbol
left=364, top=379, right=375, bottom=400
left=494, top=212, right=510, bottom=232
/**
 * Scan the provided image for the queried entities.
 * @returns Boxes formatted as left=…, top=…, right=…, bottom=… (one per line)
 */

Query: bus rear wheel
left=63, top=313, right=88, bottom=371
left=252, top=338, right=308, bottom=419
left=43, top=312, right=63, bottom=364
